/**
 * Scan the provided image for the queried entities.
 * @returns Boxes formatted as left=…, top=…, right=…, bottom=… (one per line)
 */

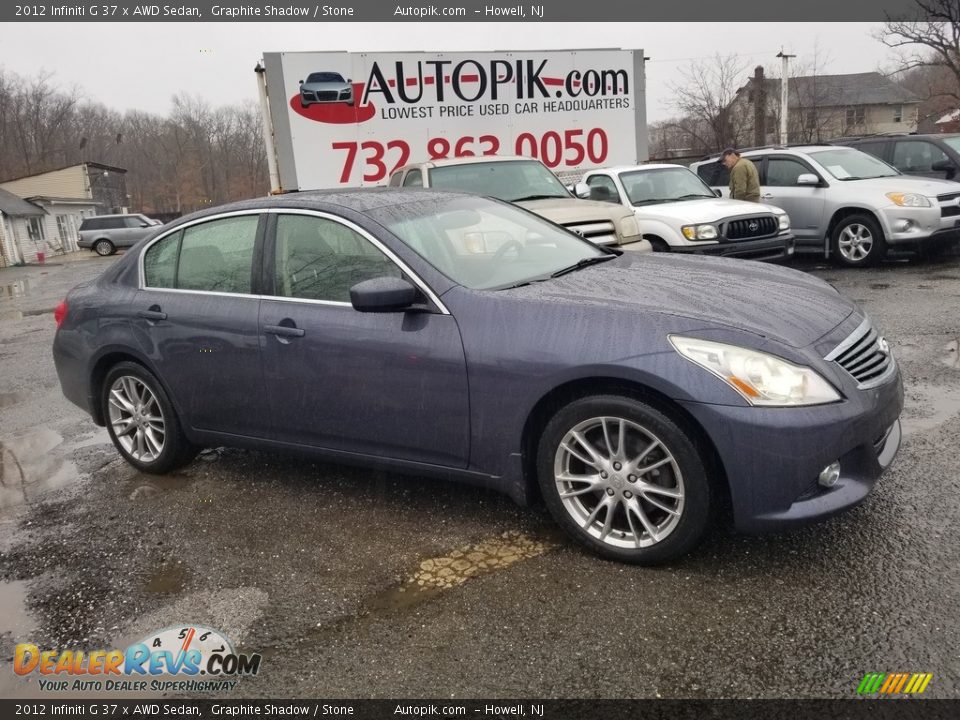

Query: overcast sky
left=1, top=22, right=896, bottom=122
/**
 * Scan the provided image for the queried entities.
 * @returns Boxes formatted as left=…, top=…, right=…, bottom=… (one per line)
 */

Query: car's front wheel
left=832, top=214, right=885, bottom=267
left=94, top=239, right=115, bottom=256
left=102, top=362, right=198, bottom=474
left=537, top=395, right=712, bottom=564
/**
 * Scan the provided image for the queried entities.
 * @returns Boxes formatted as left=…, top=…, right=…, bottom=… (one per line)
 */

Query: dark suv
left=78, top=214, right=161, bottom=256
left=838, top=134, right=960, bottom=182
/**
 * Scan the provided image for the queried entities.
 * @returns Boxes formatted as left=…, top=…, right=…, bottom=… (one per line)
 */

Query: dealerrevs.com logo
left=13, top=625, right=261, bottom=693
left=857, top=672, right=933, bottom=696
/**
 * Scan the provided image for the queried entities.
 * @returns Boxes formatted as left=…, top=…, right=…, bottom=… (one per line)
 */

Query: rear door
left=132, top=212, right=268, bottom=437
left=258, top=210, right=470, bottom=467
left=757, top=154, right=827, bottom=250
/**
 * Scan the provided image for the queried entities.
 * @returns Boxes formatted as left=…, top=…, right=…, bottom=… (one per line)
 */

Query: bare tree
left=668, top=54, right=751, bottom=153
left=879, top=0, right=960, bottom=103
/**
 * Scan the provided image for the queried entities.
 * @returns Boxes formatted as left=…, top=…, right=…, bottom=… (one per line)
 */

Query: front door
left=760, top=155, right=827, bottom=250
left=259, top=212, right=470, bottom=468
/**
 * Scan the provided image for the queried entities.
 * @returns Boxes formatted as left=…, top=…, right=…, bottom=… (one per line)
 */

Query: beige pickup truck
left=388, top=156, right=651, bottom=251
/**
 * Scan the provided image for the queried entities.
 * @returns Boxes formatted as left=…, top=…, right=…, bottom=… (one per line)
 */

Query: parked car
left=53, top=189, right=903, bottom=564
left=691, top=145, right=960, bottom=266
left=298, top=71, right=354, bottom=107
left=389, top=156, right=650, bottom=251
left=579, top=164, right=794, bottom=261
left=77, top=214, right=162, bottom=256
left=836, top=133, right=960, bottom=182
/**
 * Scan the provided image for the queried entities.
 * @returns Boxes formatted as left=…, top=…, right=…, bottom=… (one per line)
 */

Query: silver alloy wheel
left=107, top=376, right=165, bottom=463
left=553, top=416, right=685, bottom=549
left=838, top=223, right=874, bottom=262
left=95, top=240, right=113, bottom=256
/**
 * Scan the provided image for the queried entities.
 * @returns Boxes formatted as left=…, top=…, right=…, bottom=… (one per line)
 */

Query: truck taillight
left=54, top=300, right=68, bottom=328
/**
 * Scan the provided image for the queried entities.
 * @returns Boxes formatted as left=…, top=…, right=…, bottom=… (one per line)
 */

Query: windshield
left=942, top=137, right=960, bottom=155
left=306, top=72, right=344, bottom=83
left=428, top=160, right=571, bottom=202
left=807, top=148, right=899, bottom=180
left=620, top=167, right=715, bottom=205
left=367, top=196, right=607, bottom=290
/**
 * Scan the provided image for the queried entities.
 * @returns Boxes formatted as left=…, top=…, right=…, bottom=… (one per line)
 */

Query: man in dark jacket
left=721, top=148, right=760, bottom=202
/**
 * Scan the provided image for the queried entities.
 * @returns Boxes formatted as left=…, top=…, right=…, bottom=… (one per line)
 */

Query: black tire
left=536, top=395, right=711, bottom=565
left=102, top=361, right=199, bottom=474
left=94, top=239, right=115, bottom=257
left=831, top=214, right=886, bottom=267
left=300, top=98, right=309, bottom=109
left=646, top=237, right=670, bottom=253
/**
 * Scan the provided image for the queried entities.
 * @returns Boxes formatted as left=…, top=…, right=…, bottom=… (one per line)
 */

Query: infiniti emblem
left=878, top=337, right=889, bottom=355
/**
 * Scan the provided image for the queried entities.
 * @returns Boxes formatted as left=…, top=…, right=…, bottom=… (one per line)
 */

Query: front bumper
left=678, top=368, right=904, bottom=532
left=881, top=204, right=960, bottom=246
left=672, top=233, right=795, bottom=261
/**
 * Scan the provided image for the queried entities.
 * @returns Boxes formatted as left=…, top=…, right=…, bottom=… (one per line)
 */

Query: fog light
left=818, top=461, right=841, bottom=488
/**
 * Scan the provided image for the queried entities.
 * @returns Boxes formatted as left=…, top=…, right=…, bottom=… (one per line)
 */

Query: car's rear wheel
left=94, top=239, right=115, bottom=256
left=537, top=395, right=711, bottom=564
left=832, top=214, right=885, bottom=267
left=103, top=362, right=198, bottom=474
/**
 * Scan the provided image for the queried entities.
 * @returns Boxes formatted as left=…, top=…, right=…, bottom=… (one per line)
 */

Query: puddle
left=128, top=474, right=191, bottom=500
left=144, top=563, right=187, bottom=594
left=0, top=429, right=80, bottom=510
left=0, top=391, right=28, bottom=409
left=902, top=387, right=960, bottom=436
left=944, top=338, right=959, bottom=369
left=0, top=579, right=38, bottom=641
left=2, top=279, right=30, bottom=298
left=366, top=531, right=557, bottom=614
left=869, top=283, right=890, bottom=290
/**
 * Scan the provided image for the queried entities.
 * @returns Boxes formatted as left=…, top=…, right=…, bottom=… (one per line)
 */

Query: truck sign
left=260, top=49, right=647, bottom=191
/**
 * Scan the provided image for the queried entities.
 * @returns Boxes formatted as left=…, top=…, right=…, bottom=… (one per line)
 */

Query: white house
left=0, top=187, right=46, bottom=266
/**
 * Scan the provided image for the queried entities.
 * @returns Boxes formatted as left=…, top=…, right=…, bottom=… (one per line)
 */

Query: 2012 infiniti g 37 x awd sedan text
left=52, top=189, right=903, bottom=563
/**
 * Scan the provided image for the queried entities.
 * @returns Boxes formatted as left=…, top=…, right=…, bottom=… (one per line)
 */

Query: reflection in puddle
left=144, top=563, right=187, bottom=594
left=2, top=279, right=30, bottom=298
left=128, top=474, right=191, bottom=500
left=945, top=338, right=959, bottom=369
left=0, top=391, right=28, bottom=409
left=0, top=429, right=79, bottom=510
left=0, top=579, right=38, bottom=641
left=902, top=388, right=960, bottom=436
left=367, top=531, right=556, bottom=614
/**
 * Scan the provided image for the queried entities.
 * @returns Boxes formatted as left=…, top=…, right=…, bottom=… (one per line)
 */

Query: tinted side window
left=892, top=140, right=948, bottom=173
left=402, top=170, right=423, bottom=187
left=852, top=141, right=886, bottom=161
left=177, top=215, right=259, bottom=294
left=585, top=175, right=622, bottom=203
left=766, top=158, right=811, bottom=187
left=697, top=161, right=729, bottom=187
left=143, top=231, right=182, bottom=288
left=274, top=214, right=401, bottom=303
left=388, top=173, right=403, bottom=187
left=124, top=216, right=145, bottom=228
left=104, top=218, right=127, bottom=229
left=79, top=218, right=101, bottom=231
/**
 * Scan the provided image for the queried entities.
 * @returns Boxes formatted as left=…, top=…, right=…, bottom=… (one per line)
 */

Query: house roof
left=0, top=187, right=45, bottom=217
left=0, top=161, right=127, bottom=185
left=752, top=72, right=921, bottom=107
left=936, top=109, right=960, bottom=124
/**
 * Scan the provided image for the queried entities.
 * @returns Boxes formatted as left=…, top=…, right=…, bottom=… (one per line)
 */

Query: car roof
left=160, top=188, right=478, bottom=231
left=394, top=155, right=536, bottom=173
left=597, top=164, right=687, bottom=173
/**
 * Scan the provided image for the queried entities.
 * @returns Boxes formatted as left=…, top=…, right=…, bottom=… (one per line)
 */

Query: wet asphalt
left=0, top=249, right=958, bottom=699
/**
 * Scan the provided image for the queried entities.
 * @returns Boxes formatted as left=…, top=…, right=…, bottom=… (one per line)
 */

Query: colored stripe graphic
left=858, top=672, right=932, bottom=695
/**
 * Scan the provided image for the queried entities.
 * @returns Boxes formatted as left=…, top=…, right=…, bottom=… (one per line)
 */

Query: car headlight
left=777, top=213, right=790, bottom=230
left=619, top=215, right=640, bottom=238
left=885, top=192, right=930, bottom=208
left=669, top=336, right=841, bottom=406
left=681, top=224, right=718, bottom=240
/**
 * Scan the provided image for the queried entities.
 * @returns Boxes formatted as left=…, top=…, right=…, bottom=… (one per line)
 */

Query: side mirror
left=797, top=173, right=820, bottom=186
left=298, top=79, right=304, bottom=84
left=350, top=277, right=418, bottom=313
left=932, top=159, right=955, bottom=172
left=713, top=188, right=722, bottom=197
left=139, top=222, right=151, bottom=228
left=573, top=182, right=591, bottom=199
left=346, top=78, right=352, bottom=83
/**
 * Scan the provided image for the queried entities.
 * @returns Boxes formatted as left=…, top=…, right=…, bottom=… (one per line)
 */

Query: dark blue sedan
left=52, top=190, right=903, bottom=563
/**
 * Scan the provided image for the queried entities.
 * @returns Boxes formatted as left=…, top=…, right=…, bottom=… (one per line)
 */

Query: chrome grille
left=723, top=215, right=778, bottom=240
left=825, top=318, right=894, bottom=387
left=938, top=192, right=960, bottom=218
left=563, top=220, right=617, bottom=246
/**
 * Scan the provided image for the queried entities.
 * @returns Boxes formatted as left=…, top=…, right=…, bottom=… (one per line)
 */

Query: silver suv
left=690, top=145, right=960, bottom=266
left=78, top=214, right=161, bottom=256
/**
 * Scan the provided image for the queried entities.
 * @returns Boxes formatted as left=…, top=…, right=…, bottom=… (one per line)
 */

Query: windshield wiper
left=510, top=194, right=567, bottom=202
left=632, top=198, right=675, bottom=205
left=550, top=254, right=617, bottom=278
left=675, top=194, right=715, bottom=200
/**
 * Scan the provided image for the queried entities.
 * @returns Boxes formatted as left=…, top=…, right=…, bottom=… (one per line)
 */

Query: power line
left=647, top=50, right=785, bottom=64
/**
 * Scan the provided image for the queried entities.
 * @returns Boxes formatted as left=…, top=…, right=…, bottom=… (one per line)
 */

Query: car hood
left=505, top=252, right=855, bottom=348
left=843, top=175, right=960, bottom=196
left=519, top=197, right=631, bottom=223
left=632, top=197, right=781, bottom=222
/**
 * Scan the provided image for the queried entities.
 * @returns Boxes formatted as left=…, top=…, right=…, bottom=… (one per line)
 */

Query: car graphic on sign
left=298, top=71, right=354, bottom=107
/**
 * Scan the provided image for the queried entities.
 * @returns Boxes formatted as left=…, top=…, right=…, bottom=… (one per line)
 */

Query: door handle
left=264, top=324, right=305, bottom=338
left=136, top=308, right=167, bottom=321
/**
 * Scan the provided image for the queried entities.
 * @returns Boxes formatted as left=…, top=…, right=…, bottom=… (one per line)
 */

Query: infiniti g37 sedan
left=52, top=190, right=904, bottom=563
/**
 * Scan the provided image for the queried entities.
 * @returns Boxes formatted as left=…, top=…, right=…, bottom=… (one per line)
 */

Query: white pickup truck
left=389, top=156, right=651, bottom=252
left=579, top=164, right=794, bottom=261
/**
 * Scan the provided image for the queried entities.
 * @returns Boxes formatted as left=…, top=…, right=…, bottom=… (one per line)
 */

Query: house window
left=893, top=105, right=903, bottom=123
left=846, top=107, right=865, bottom=127
left=27, top=217, right=45, bottom=243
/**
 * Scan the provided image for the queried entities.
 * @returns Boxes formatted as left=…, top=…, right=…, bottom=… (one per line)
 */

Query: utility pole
left=776, top=49, right=796, bottom=145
